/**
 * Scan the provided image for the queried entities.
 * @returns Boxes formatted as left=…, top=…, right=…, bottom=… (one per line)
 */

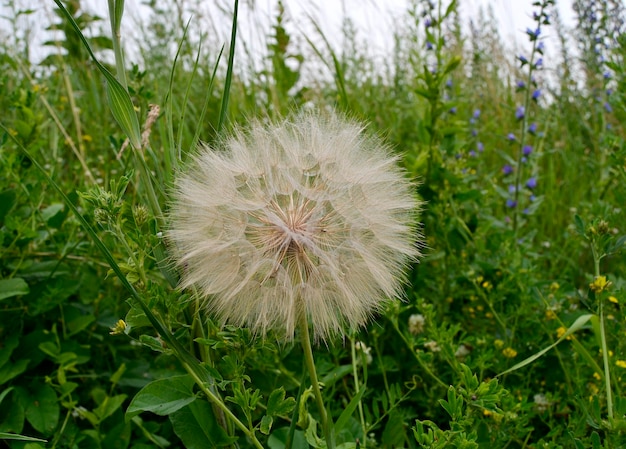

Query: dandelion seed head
left=168, top=112, right=421, bottom=342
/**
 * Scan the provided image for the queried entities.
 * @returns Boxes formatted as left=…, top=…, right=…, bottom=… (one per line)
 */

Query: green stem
left=298, top=311, right=334, bottom=449
left=107, top=0, right=128, bottom=90
left=598, top=300, right=614, bottom=420
left=391, top=320, right=448, bottom=389
left=183, top=362, right=264, bottom=449
left=350, top=338, right=367, bottom=448
left=594, top=255, right=614, bottom=421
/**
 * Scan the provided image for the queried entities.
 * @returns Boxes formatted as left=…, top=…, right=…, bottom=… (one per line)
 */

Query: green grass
left=1, top=0, right=626, bottom=448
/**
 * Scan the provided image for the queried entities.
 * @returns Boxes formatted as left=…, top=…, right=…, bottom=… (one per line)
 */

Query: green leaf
left=260, top=415, right=274, bottom=435
left=268, top=427, right=308, bottom=449
left=0, top=359, right=30, bottom=386
left=382, top=409, right=405, bottom=446
left=0, top=189, right=16, bottom=224
left=334, top=387, right=365, bottom=436
left=94, top=394, right=127, bottom=422
left=169, top=400, right=236, bottom=448
left=126, top=374, right=196, bottom=421
left=0, top=432, right=47, bottom=442
left=0, top=336, right=18, bottom=369
left=0, top=278, right=30, bottom=301
left=574, top=214, right=586, bottom=237
left=19, top=384, right=59, bottom=436
left=497, top=314, right=594, bottom=377
left=266, top=387, right=296, bottom=417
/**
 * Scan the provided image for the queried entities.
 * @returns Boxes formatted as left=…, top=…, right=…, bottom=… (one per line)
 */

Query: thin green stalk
left=218, top=0, right=239, bottom=132
left=183, top=363, right=264, bottom=449
left=593, top=254, right=614, bottom=421
left=107, top=0, right=128, bottom=90
left=298, top=311, right=334, bottom=449
left=391, top=319, right=448, bottom=389
left=350, top=338, right=367, bottom=448
left=598, top=300, right=613, bottom=420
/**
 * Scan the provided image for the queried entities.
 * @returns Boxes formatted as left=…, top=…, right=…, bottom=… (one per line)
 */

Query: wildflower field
left=2, top=0, right=626, bottom=447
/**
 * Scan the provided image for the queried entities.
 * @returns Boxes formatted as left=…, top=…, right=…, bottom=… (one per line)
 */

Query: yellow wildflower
left=494, top=339, right=504, bottom=348
left=608, top=296, right=618, bottom=304
left=616, top=360, right=626, bottom=369
left=556, top=327, right=567, bottom=339
left=502, top=347, right=517, bottom=358
left=109, top=319, right=127, bottom=335
left=590, top=276, right=611, bottom=293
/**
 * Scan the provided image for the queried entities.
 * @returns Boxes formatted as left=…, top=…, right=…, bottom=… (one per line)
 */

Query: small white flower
left=169, top=112, right=421, bottom=342
left=355, top=341, right=373, bottom=365
left=533, top=393, right=551, bottom=412
left=423, top=340, right=441, bottom=352
left=408, top=313, right=425, bottom=335
left=454, top=344, right=471, bottom=359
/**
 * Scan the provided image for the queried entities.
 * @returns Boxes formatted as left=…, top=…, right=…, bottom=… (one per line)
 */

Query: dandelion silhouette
left=169, top=112, right=420, bottom=342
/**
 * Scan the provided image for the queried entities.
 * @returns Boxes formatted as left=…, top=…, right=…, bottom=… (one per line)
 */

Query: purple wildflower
left=426, top=41, right=434, bottom=50
left=516, top=80, right=526, bottom=89
left=604, top=102, right=613, bottom=113
left=507, top=133, right=516, bottom=141
left=535, top=58, right=543, bottom=68
left=469, top=150, right=477, bottom=157
left=523, top=145, right=533, bottom=156
left=528, top=123, right=537, bottom=134
left=506, top=199, right=517, bottom=208
left=449, top=106, right=457, bottom=114
left=515, top=106, right=525, bottom=120
left=532, top=89, right=541, bottom=100
left=537, top=41, right=545, bottom=53
left=502, top=164, right=513, bottom=175
left=526, top=177, right=537, bottom=189
left=473, top=109, right=481, bottom=119
left=519, top=55, right=528, bottom=65
left=477, top=142, right=484, bottom=152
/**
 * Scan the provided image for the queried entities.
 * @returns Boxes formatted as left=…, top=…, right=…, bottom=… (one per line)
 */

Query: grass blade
left=217, top=0, right=239, bottom=133
left=53, top=0, right=141, bottom=149
left=497, top=314, right=594, bottom=377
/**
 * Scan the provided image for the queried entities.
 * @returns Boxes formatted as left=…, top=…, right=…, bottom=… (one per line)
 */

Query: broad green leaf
left=169, top=400, right=236, bottom=448
left=382, top=409, right=405, bottom=446
left=19, top=385, right=59, bottom=436
left=0, top=189, right=16, bottom=224
left=0, top=359, right=29, bottom=386
left=497, top=314, right=594, bottom=377
left=0, top=278, right=29, bottom=301
left=126, top=374, right=196, bottom=421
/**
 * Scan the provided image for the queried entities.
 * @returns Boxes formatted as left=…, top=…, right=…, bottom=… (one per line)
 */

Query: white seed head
left=168, top=112, right=421, bottom=342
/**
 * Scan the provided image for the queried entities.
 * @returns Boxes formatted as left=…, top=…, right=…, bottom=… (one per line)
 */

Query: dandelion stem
left=299, top=310, right=334, bottom=449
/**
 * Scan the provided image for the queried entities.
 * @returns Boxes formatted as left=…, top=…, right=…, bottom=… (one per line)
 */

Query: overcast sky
left=2, top=0, right=577, bottom=67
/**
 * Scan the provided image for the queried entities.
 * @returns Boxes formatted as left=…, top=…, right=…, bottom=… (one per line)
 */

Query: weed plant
left=1, top=0, right=626, bottom=448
